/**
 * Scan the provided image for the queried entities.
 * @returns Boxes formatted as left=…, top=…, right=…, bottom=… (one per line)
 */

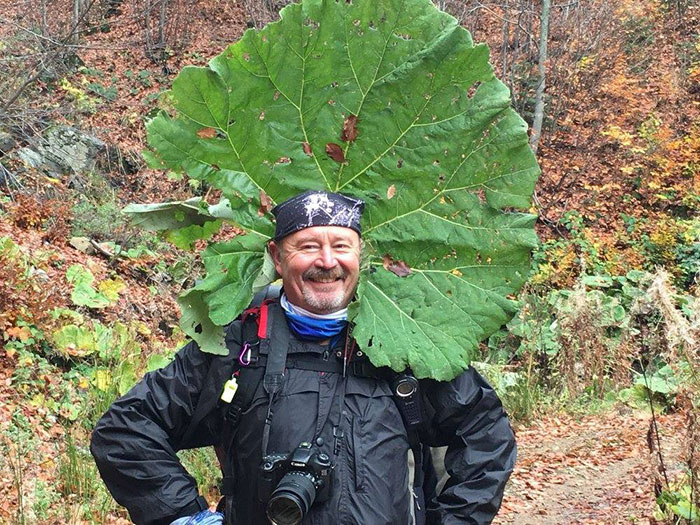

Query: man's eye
left=302, top=244, right=319, bottom=250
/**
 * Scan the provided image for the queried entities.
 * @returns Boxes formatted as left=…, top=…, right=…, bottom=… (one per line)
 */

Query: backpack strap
left=220, top=305, right=271, bottom=524
left=260, top=302, right=290, bottom=457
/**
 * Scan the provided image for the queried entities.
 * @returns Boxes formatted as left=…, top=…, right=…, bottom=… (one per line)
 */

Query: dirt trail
left=493, top=409, right=685, bottom=525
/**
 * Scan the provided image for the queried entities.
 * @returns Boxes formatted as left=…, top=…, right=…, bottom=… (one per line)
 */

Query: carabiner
left=238, top=342, right=252, bottom=366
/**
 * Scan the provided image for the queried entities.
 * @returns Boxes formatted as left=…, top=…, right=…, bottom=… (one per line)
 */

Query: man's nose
left=315, top=245, right=337, bottom=268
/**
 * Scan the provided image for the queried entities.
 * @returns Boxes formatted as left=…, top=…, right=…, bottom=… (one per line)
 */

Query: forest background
left=0, top=0, right=698, bottom=523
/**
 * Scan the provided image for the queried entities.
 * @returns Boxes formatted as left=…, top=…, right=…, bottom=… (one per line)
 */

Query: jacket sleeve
left=90, top=339, right=234, bottom=525
left=423, top=366, right=517, bottom=525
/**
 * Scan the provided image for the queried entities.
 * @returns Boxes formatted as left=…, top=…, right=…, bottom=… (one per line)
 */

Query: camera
left=258, top=442, right=332, bottom=525
left=392, top=373, right=423, bottom=427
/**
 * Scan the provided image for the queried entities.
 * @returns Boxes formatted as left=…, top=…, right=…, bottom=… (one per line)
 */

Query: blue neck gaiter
left=280, top=294, right=347, bottom=344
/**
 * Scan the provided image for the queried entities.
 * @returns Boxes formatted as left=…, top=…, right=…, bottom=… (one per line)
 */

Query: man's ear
left=268, top=240, right=284, bottom=274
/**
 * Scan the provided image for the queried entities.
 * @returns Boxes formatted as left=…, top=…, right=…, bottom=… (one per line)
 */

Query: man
left=91, top=190, right=516, bottom=525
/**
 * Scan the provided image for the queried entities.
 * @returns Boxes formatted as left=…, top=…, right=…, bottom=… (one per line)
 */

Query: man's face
left=269, top=226, right=361, bottom=314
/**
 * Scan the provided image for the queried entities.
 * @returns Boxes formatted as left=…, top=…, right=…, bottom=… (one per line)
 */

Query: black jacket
left=91, top=302, right=516, bottom=524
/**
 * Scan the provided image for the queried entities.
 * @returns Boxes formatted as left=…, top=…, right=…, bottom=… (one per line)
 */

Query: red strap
left=258, top=301, right=269, bottom=339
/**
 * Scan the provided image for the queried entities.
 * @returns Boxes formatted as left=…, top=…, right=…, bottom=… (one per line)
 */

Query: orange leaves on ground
left=5, top=326, right=31, bottom=341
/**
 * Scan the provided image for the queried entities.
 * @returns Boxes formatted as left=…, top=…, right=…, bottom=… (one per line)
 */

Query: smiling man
left=91, top=190, right=516, bottom=525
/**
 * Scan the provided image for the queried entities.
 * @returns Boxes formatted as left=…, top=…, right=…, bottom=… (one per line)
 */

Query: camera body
left=258, top=442, right=332, bottom=524
left=392, top=374, right=423, bottom=427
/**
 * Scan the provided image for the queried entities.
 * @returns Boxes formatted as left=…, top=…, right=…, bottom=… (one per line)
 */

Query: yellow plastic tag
left=220, top=377, right=238, bottom=403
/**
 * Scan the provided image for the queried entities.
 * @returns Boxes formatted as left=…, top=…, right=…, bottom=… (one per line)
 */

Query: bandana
left=280, top=293, right=347, bottom=344
left=271, top=190, right=364, bottom=241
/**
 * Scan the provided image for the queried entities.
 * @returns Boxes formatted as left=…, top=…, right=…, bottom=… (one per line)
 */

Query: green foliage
left=486, top=267, right=689, bottom=406
left=86, top=81, right=118, bottom=101
left=177, top=448, right=222, bottom=501
left=66, top=264, right=123, bottom=308
left=72, top=198, right=125, bottom=241
left=617, top=362, right=684, bottom=412
left=60, top=78, right=98, bottom=113
left=134, top=0, right=540, bottom=379
left=655, top=479, right=700, bottom=524
left=474, top=361, right=544, bottom=422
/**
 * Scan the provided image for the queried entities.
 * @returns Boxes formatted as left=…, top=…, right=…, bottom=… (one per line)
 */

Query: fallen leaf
left=387, top=184, right=396, bottom=199
left=6, top=326, right=31, bottom=341
left=258, top=190, right=274, bottom=216
left=197, top=127, right=217, bottom=139
left=326, top=143, right=345, bottom=162
left=382, top=255, right=411, bottom=277
left=303, top=142, right=313, bottom=155
left=341, top=114, right=358, bottom=142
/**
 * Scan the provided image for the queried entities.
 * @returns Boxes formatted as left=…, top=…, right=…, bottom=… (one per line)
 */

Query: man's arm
left=90, top=339, right=233, bottom=525
left=423, top=367, right=517, bottom=525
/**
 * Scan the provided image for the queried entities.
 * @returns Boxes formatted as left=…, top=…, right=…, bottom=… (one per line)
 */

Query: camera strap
left=260, top=301, right=290, bottom=458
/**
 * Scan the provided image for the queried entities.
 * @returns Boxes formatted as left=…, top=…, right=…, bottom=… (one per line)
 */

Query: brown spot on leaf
left=387, top=185, right=396, bottom=199
left=197, top=127, right=217, bottom=139
left=275, top=157, right=291, bottom=165
left=274, top=91, right=280, bottom=100
left=211, top=164, right=221, bottom=171
left=258, top=190, right=273, bottom=216
left=303, top=142, right=313, bottom=156
left=259, top=111, right=265, bottom=120
left=383, top=255, right=411, bottom=277
left=341, top=115, right=358, bottom=142
left=467, top=81, right=481, bottom=98
left=243, top=53, right=250, bottom=61
left=325, top=143, right=345, bottom=163
left=397, top=158, right=403, bottom=168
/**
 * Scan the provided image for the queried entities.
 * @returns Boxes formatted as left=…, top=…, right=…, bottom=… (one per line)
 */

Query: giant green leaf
left=142, top=0, right=540, bottom=378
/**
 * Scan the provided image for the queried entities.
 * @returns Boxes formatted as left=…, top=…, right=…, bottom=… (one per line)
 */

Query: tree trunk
left=72, top=0, right=81, bottom=44
left=529, top=0, right=550, bottom=155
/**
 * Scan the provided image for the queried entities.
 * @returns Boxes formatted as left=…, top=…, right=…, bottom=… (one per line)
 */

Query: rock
left=12, top=125, right=106, bottom=176
left=0, top=131, right=15, bottom=155
left=69, top=236, right=94, bottom=253
left=42, top=126, right=106, bottom=174
left=29, top=267, right=49, bottom=283
left=16, top=147, right=46, bottom=169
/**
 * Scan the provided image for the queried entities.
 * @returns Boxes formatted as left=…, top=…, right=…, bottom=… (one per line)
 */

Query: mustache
left=303, top=267, right=347, bottom=281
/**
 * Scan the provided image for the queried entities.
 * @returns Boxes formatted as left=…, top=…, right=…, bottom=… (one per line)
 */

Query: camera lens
left=266, top=472, right=317, bottom=525
left=395, top=379, right=416, bottom=397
